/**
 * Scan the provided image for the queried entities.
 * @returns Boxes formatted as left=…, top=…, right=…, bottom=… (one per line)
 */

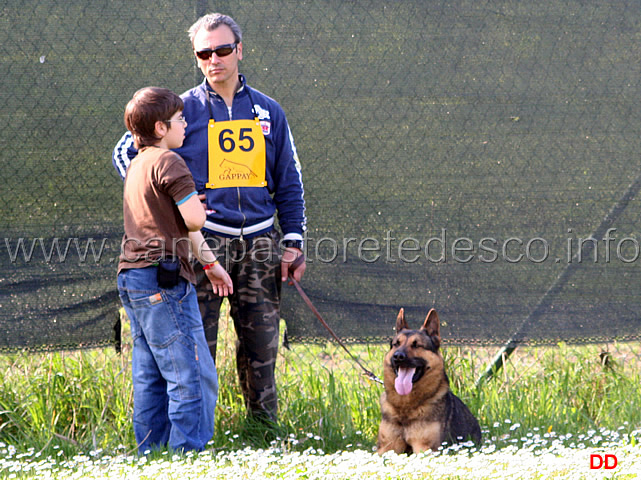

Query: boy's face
left=193, top=25, right=242, bottom=90
left=164, top=111, right=187, bottom=150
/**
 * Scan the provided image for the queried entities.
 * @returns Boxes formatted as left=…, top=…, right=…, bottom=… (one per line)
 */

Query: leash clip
left=363, top=371, right=384, bottom=385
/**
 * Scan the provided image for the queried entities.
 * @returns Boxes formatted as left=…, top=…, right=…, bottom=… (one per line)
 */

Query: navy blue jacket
left=113, top=75, right=306, bottom=241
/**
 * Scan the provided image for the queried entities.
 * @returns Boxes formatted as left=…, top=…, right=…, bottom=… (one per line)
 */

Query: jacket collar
left=202, top=74, right=247, bottom=99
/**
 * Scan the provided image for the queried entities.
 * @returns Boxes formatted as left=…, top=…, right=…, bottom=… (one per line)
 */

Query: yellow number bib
left=206, top=118, right=267, bottom=189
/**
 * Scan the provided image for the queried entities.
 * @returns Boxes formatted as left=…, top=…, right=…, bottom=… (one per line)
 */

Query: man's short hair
left=124, top=87, right=183, bottom=149
left=188, top=13, right=243, bottom=46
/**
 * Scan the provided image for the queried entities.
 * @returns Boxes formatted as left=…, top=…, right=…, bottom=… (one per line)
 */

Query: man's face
left=193, top=25, right=242, bottom=89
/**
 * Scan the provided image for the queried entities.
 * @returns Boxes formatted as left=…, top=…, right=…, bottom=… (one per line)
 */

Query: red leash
left=288, top=270, right=383, bottom=385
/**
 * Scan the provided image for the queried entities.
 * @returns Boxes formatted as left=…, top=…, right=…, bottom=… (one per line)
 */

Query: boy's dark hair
left=124, top=87, right=184, bottom=149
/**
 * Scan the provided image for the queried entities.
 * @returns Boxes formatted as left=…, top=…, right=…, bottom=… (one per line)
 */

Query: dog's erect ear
left=395, top=308, right=409, bottom=332
left=421, top=309, right=441, bottom=339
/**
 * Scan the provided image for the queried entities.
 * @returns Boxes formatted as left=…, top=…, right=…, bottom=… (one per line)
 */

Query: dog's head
left=384, top=308, right=443, bottom=396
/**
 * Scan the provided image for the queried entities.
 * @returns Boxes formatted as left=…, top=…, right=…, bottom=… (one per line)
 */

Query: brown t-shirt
left=118, top=146, right=198, bottom=284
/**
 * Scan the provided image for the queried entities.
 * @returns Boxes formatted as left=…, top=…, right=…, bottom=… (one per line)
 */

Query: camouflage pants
left=194, top=229, right=282, bottom=422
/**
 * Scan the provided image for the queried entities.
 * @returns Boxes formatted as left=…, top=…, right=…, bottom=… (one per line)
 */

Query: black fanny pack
left=157, top=256, right=181, bottom=288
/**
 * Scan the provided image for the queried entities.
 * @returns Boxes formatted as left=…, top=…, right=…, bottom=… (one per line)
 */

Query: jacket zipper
left=228, top=104, right=246, bottom=241
left=237, top=186, right=246, bottom=241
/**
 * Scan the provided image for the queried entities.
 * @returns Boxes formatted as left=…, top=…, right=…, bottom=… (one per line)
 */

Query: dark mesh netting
left=2, top=0, right=641, bottom=351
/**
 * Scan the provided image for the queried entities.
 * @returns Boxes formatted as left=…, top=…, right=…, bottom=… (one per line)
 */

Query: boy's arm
left=176, top=192, right=206, bottom=232
left=177, top=192, right=232, bottom=296
left=189, top=230, right=233, bottom=297
left=112, top=131, right=138, bottom=180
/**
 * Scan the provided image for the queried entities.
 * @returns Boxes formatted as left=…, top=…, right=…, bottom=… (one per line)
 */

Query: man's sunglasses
left=195, top=43, right=237, bottom=60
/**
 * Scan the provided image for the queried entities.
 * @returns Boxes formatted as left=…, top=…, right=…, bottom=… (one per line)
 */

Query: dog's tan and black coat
left=377, top=308, right=481, bottom=454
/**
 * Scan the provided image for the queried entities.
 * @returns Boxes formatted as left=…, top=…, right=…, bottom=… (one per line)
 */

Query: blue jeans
left=117, top=267, right=218, bottom=453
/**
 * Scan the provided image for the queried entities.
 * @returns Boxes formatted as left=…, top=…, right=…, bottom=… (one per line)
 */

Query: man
left=113, top=13, right=306, bottom=424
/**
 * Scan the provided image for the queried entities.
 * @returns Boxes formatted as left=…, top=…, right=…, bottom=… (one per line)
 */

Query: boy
left=117, top=87, right=233, bottom=453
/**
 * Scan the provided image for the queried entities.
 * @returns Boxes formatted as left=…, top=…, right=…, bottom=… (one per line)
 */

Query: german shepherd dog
left=377, top=308, right=481, bottom=454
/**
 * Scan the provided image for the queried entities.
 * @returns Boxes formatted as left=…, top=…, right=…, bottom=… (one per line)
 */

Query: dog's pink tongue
left=395, top=367, right=416, bottom=395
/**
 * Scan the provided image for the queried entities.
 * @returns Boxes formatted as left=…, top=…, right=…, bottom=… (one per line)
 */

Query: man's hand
left=205, top=262, right=233, bottom=296
left=281, top=247, right=306, bottom=284
left=198, top=193, right=216, bottom=215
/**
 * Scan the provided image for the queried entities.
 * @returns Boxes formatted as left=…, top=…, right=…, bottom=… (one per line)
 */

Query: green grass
left=1, top=314, right=641, bottom=479
left=1, top=306, right=640, bottom=463
left=0, top=345, right=134, bottom=457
